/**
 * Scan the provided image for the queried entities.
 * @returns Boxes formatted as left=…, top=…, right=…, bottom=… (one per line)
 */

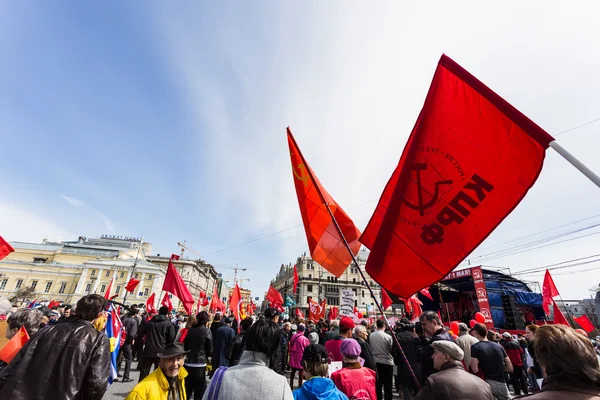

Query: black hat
left=264, top=308, right=280, bottom=320
left=38, top=306, right=53, bottom=318
left=157, top=342, right=189, bottom=359
left=302, top=344, right=329, bottom=363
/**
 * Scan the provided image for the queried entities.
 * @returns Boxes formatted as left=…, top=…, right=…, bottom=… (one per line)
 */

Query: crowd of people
left=0, top=295, right=600, bottom=399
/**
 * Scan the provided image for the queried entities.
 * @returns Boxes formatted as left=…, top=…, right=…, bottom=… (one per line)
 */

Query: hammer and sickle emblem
left=404, top=162, right=453, bottom=216
left=292, top=159, right=310, bottom=187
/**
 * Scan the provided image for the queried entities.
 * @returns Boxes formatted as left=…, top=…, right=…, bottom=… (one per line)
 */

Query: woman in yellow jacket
left=126, top=343, right=189, bottom=400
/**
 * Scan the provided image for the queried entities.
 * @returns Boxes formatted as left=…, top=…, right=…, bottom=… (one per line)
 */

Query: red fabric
left=162, top=254, right=194, bottom=314
left=229, top=283, right=242, bottom=325
left=420, top=287, right=434, bottom=301
left=381, top=288, right=393, bottom=310
left=331, top=366, right=377, bottom=399
left=293, top=264, right=299, bottom=294
left=0, top=326, right=29, bottom=363
left=125, top=278, right=140, bottom=293
left=161, top=292, right=173, bottom=312
left=308, top=298, right=327, bottom=323
left=542, top=269, right=560, bottom=315
left=47, top=300, right=61, bottom=309
left=410, top=295, right=423, bottom=318
left=296, top=308, right=305, bottom=319
left=266, top=285, right=284, bottom=308
left=179, top=328, right=189, bottom=343
left=104, top=276, right=114, bottom=300
left=552, top=299, right=570, bottom=326
left=328, top=306, right=337, bottom=321
left=201, top=297, right=209, bottom=307
left=325, top=338, right=344, bottom=362
left=289, top=332, right=311, bottom=369
left=574, top=315, right=596, bottom=334
left=0, top=236, right=14, bottom=261
left=146, top=293, right=157, bottom=314
left=288, top=128, right=362, bottom=278
left=360, top=54, right=553, bottom=298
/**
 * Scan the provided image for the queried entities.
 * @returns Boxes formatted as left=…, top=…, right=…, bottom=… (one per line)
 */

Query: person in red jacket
left=325, top=316, right=354, bottom=362
left=501, top=332, right=528, bottom=396
left=331, top=338, right=377, bottom=400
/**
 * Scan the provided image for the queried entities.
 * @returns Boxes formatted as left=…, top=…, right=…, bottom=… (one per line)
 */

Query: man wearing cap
left=293, top=344, right=348, bottom=400
left=126, top=343, right=188, bottom=400
left=455, top=322, right=478, bottom=373
left=501, top=332, right=528, bottom=396
left=331, top=338, right=376, bottom=400
left=414, top=341, right=493, bottom=400
left=325, top=316, right=354, bottom=362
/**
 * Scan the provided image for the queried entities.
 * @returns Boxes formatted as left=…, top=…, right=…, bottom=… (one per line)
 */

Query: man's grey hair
left=7, top=309, right=43, bottom=335
left=283, top=322, right=292, bottom=329
left=0, top=296, right=11, bottom=316
left=354, top=325, right=367, bottom=335
left=458, top=323, right=469, bottom=333
left=419, top=311, right=441, bottom=325
left=330, top=320, right=339, bottom=328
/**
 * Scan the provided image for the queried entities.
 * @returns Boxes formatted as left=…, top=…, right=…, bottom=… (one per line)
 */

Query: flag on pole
left=47, top=300, right=61, bottom=309
left=296, top=308, right=305, bottom=319
left=0, top=326, right=29, bottom=363
left=574, top=314, right=596, bottom=334
left=287, top=128, right=362, bottom=278
left=266, top=285, right=284, bottom=308
left=104, top=273, right=115, bottom=300
left=420, top=287, right=434, bottom=301
left=161, top=292, right=173, bottom=312
left=360, top=54, right=555, bottom=298
left=27, top=299, right=39, bottom=309
left=285, top=295, right=296, bottom=308
left=542, top=269, right=560, bottom=315
left=162, top=254, right=194, bottom=315
left=0, top=236, right=14, bottom=261
left=105, top=304, right=123, bottom=385
left=381, top=288, right=393, bottom=310
left=308, top=298, right=326, bottom=323
left=293, top=264, right=299, bottom=294
left=229, top=283, right=242, bottom=327
left=552, top=299, right=570, bottom=326
left=146, top=293, right=157, bottom=314
left=125, top=278, right=140, bottom=293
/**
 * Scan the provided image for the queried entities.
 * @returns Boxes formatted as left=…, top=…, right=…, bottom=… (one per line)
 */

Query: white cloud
left=0, top=202, right=74, bottom=243
left=61, top=194, right=115, bottom=233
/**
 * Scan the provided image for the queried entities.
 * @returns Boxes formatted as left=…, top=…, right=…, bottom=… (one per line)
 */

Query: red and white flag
left=162, top=254, right=194, bottom=315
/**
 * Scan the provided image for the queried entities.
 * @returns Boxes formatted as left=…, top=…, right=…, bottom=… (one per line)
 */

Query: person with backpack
left=289, top=324, right=311, bottom=388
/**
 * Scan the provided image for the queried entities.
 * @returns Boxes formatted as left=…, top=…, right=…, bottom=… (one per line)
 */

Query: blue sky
left=2, top=2, right=600, bottom=300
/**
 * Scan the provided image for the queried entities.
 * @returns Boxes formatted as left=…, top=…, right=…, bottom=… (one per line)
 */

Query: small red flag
left=229, top=283, right=242, bottom=325
left=296, top=308, right=305, bottom=319
left=288, top=128, right=362, bottom=278
left=0, top=326, right=29, bottom=363
left=552, top=299, right=569, bottom=326
left=293, top=264, right=299, bottom=294
left=266, top=285, right=284, bottom=308
left=542, top=269, right=560, bottom=315
left=202, top=297, right=209, bottom=307
left=381, top=288, right=393, bottom=311
left=162, top=254, right=194, bottom=314
left=574, top=314, right=596, bottom=334
left=146, top=293, right=157, bottom=314
left=104, top=275, right=115, bottom=300
left=0, top=236, right=14, bottom=261
left=360, top=54, right=554, bottom=298
left=308, top=298, right=327, bottom=323
left=161, top=292, right=173, bottom=312
left=47, top=300, right=61, bottom=309
left=125, top=278, right=140, bottom=293
left=420, top=287, right=434, bottom=301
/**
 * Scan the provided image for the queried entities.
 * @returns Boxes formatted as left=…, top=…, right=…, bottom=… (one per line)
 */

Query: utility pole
left=123, top=236, right=144, bottom=304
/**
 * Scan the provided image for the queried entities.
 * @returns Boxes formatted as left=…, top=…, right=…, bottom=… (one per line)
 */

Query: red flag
left=125, top=278, right=140, bottom=293
left=293, top=264, right=299, bottom=294
left=552, top=299, right=569, bottom=326
left=308, top=298, right=327, bottom=323
left=328, top=306, right=338, bottom=321
left=104, top=274, right=115, bottom=300
left=146, top=293, right=157, bottom=314
left=229, top=283, right=242, bottom=325
left=542, top=269, right=560, bottom=315
left=47, top=300, right=61, bottom=309
left=266, top=285, right=284, bottom=308
left=410, top=295, right=423, bottom=318
left=0, top=236, right=14, bottom=261
left=360, top=54, right=554, bottom=297
left=381, top=288, right=393, bottom=310
left=420, top=287, right=434, bottom=301
left=296, top=308, right=305, bottom=319
left=288, top=128, right=362, bottom=277
left=162, top=254, right=194, bottom=315
left=161, top=292, right=173, bottom=312
left=574, top=314, right=596, bottom=334
left=202, top=297, right=209, bottom=307
left=0, top=326, right=29, bottom=363
left=209, top=281, right=220, bottom=312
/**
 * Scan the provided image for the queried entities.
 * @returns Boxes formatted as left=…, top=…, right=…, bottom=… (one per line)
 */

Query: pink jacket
left=331, top=363, right=377, bottom=400
left=289, top=332, right=310, bottom=369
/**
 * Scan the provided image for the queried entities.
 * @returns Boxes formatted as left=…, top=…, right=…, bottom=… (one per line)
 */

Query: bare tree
left=8, top=287, right=36, bottom=306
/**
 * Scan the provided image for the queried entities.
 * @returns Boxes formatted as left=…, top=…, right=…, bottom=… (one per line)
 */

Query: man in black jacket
left=184, top=311, right=213, bottom=400
left=412, top=311, right=454, bottom=386
left=0, top=294, right=111, bottom=400
left=138, top=305, right=176, bottom=382
left=228, top=317, right=253, bottom=366
left=393, top=319, right=421, bottom=400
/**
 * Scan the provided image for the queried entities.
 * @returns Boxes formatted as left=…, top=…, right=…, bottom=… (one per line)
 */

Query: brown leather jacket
left=414, top=361, right=493, bottom=400
left=516, top=377, right=600, bottom=399
left=0, top=318, right=111, bottom=400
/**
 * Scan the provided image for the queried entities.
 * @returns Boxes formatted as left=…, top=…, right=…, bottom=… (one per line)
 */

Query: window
left=30, top=280, right=38, bottom=291
left=0, top=279, right=7, bottom=290
left=307, top=284, right=313, bottom=293
left=100, top=284, right=106, bottom=293
left=15, top=279, right=23, bottom=290
left=85, top=283, right=92, bottom=292
left=91, top=270, right=96, bottom=276
left=105, top=271, right=110, bottom=277
left=120, top=272, right=125, bottom=278
left=58, top=282, right=67, bottom=294
left=115, top=285, right=121, bottom=294
left=327, top=276, right=330, bottom=282
left=134, top=273, right=139, bottom=279
left=44, top=282, right=53, bottom=293
left=362, top=290, right=365, bottom=297
left=355, top=300, right=358, bottom=307
left=33, top=257, right=46, bottom=264
left=144, top=288, right=149, bottom=296
left=148, top=274, right=153, bottom=279
left=308, top=274, right=312, bottom=280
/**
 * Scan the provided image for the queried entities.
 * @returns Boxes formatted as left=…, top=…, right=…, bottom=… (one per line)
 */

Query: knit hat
left=431, top=341, right=464, bottom=361
left=339, top=316, right=355, bottom=331
left=297, top=324, right=306, bottom=332
left=340, top=339, right=362, bottom=359
left=302, top=344, right=329, bottom=363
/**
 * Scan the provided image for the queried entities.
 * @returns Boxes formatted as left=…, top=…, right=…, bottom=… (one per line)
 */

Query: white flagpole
left=549, top=141, right=600, bottom=188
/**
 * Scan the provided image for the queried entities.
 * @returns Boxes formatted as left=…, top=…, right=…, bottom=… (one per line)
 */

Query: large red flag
left=293, top=264, right=299, bottom=294
left=308, top=298, right=327, bottom=323
left=125, top=278, right=140, bottom=293
left=266, top=285, right=284, bottom=308
left=574, top=314, right=596, bottom=334
left=552, top=299, right=570, bottom=326
left=146, top=293, right=157, bottom=314
left=0, top=326, right=29, bottom=363
left=162, top=254, right=194, bottom=314
left=0, top=236, right=14, bottom=261
left=381, top=288, right=393, bottom=311
left=288, top=129, right=362, bottom=277
left=360, top=54, right=554, bottom=297
left=542, top=269, right=560, bottom=315
left=229, top=283, right=242, bottom=325
left=104, top=274, right=115, bottom=300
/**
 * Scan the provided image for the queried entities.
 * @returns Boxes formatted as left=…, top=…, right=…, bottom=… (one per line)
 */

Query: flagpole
left=123, top=235, right=143, bottom=305
left=289, top=132, right=421, bottom=390
left=549, top=141, right=600, bottom=188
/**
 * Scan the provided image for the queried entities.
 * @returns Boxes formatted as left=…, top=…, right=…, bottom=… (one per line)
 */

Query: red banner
left=472, top=266, right=493, bottom=328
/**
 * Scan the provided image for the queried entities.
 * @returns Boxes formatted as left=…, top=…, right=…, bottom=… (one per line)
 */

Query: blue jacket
left=293, top=377, right=349, bottom=400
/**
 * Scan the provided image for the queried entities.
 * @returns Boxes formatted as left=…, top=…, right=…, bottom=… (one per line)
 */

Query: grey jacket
left=202, top=351, right=293, bottom=400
